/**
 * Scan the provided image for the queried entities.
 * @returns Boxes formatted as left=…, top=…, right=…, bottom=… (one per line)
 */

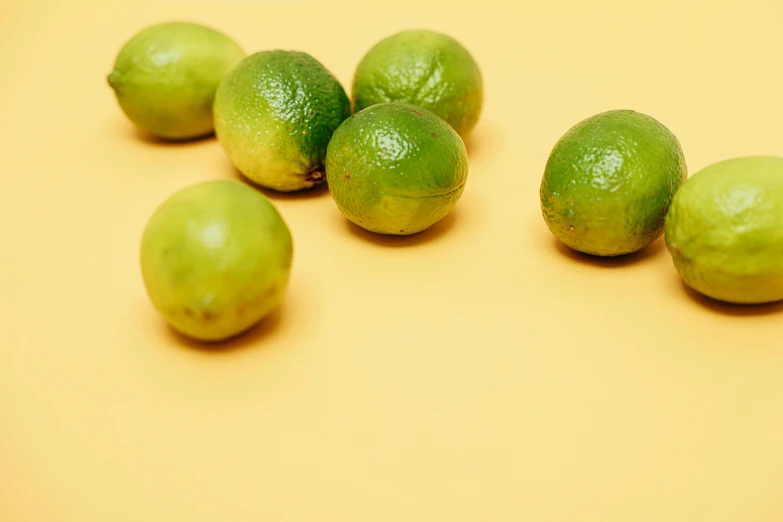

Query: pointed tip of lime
left=107, top=70, right=122, bottom=91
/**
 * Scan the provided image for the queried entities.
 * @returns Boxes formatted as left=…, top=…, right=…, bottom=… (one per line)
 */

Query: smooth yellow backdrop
left=2, top=0, right=783, bottom=520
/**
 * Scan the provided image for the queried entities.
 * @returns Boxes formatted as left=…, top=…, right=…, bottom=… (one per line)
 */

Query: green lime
left=214, top=50, right=351, bottom=192
left=352, top=29, right=483, bottom=138
left=325, top=102, right=468, bottom=235
left=107, top=21, right=245, bottom=141
left=665, top=156, right=783, bottom=304
left=540, top=109, right=687, bottom=256
left=140, top=179, right=293, bottom=342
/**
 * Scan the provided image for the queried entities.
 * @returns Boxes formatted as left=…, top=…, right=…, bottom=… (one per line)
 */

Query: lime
left=540, top=109, right=687, bottom=256
left=107, top=21, right=245, bottom=141
left=665, top=156, right=783, bottom=304
left=140, top=179, right=293, bottom=342
left=352, top=29, right=483, bottom=138
left=325, top=102, right=468, bottom=235
left=214, top=50, right=351, bottom=192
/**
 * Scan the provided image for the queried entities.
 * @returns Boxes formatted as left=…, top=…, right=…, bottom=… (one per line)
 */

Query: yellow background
left=2, top=0, right=783, bottom=520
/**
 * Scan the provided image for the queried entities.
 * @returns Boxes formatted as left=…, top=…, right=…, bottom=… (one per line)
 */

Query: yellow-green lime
left=325, top=102, right=468, bottom=235
left=140, top=180, right=293, bottom=342
left=214, top=50, right=351, bottom=192
left=352, top=29, right=483, bottom=138
left=540, top=109, right=687, bottom=257
left=107, top=21, right=245, bottom=141
left=665, top=156, right=783, bottom=304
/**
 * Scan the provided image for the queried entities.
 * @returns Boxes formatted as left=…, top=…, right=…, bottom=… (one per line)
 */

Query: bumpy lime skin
left=665, top=156, right=783, bottom=304
left=107, top=21, right=245, bottom=141
left=325, top=102, right=468, bottom=235
left=140, top=180, right=293, bottom=342
left=352, top=29, right=484, bottom=139
left=540, top=109, right=687, bottom=256
left=214, top=50, right=351, bottom=192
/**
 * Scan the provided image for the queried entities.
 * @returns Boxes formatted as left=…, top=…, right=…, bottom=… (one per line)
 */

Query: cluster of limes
left=108, top=21, right=483, bottom=341
left=110, top=20, right=783, bottom=344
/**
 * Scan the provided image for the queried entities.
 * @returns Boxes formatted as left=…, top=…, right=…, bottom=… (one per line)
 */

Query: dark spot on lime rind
left=305, top=168, right=325, bottom=183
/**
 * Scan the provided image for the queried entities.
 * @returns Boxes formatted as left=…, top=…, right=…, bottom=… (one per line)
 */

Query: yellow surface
left=2, top=0, right=783, bottom=520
